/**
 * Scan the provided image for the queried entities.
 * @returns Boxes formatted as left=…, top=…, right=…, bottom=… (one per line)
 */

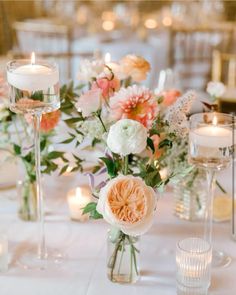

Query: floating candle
left=190, top=125, right=232, bottom=148
left=7, top=52, right=59, bottom=92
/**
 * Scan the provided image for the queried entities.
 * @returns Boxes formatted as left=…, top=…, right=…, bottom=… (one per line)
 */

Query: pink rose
left=76, top=88, right=102, bottom=117
left=92, top=75, right=120, bottom=100
left=161, top=89, right=181, bottom=107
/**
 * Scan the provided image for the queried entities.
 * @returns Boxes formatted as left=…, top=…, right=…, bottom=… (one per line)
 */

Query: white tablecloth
left=0, top=173, right=235, bottom=295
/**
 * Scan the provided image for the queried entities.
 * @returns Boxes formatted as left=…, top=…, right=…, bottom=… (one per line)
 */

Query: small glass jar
left=174, top=169, right=206, bottom=221
left=107, top=228, right=140, bottom=284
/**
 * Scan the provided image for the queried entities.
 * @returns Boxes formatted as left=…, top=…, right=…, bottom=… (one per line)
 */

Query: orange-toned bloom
left=97, top=175, right=157, bottom=236
left=119, top=55, right=150, bottom=82
left=160, top=89, right=181, bottom=107
left=41, top=110, right=61, bottom=132
left=151, top=134, right=163, bottom=159
left=109, top=85, right=158, bottom=128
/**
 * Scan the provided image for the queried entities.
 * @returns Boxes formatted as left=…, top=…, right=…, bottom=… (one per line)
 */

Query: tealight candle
left=67, top=186, right=93, bottom=222
left=0, top=235, right=8, bottom=272
left=7, top=52, right=59, bottom=92
left=176, top=238, right=212, bottom=290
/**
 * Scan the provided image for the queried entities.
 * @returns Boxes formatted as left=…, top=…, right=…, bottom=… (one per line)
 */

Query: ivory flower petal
left=76, top=88, right=102, bottom=117
left=107, top=119, right=147, bottom=156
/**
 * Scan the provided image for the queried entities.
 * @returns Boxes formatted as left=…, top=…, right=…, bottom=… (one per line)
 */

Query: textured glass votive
left=0, top=235, right=8, bottom=272
left=176, top=238, right=212, bottom=291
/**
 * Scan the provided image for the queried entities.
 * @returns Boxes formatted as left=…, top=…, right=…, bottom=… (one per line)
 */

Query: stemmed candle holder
left=189, top=112, right=235, bottom=268
left=7, top=54, right=60, bottom=269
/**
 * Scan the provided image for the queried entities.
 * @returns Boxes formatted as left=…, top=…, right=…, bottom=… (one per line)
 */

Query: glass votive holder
left=176, top=237, right=212, bottom=293
left=0, top=235, right=8, bottom=272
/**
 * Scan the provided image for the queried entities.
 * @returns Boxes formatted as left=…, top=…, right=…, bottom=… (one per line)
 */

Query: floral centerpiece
left=60, top=55, right=196, bottom=283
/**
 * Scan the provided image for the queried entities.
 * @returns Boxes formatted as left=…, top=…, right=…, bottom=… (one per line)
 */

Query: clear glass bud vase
left=107, top=228, right=140, bottom=284
left=174, top=169, right=206, bottom=221
left=17, top=159, right=37, bottom=221
left=17, top=178, right=37, bottom=221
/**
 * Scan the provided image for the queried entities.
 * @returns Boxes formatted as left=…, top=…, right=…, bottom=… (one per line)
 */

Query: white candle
left=190, top=125, right=232, bottom=148
left=104, top=52, right=111, bottom=63
left=0, top=236, right=8, bottom=272
left=7, top=53, right=59, bottom=92
left=67, top=186, right=92, bottom=222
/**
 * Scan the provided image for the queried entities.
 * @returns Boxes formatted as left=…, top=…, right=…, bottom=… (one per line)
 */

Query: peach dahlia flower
left=109, top=85, right=158, bottom=128
left=97, top=175, right=157, bottom=236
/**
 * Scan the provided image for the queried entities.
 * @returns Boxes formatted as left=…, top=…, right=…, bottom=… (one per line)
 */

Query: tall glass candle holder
left=7, top=54, right=60, bottom=269
left=189, top=112, right=234, bottom=268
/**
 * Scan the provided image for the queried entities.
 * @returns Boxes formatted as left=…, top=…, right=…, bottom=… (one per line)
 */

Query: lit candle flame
left=213, top=116, right=217, bottom=126
left=104, top=52, right=111, bottom=63
left=76, top=187, right=82, bottom=199
left=31, top=52, right=35, bottom=65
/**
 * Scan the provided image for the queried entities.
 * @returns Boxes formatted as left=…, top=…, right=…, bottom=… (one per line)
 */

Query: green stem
left=96, top=113, right=107, bottom=132
left=127, top=236, right=139, bottom=276
left=216, top=180, right=227, bottom=194
left=109, top=232, right=124, bottom=281
left=118, top=238, right=125, bottom=276
left=123, top=155, right=129, bottom=175
left=130, top=239, right=133, bottom=282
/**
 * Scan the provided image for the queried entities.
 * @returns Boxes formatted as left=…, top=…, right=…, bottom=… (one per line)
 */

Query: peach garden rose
left=97, top=175, right=157, bottom=236
left=119, top=55, right=151, bottom=82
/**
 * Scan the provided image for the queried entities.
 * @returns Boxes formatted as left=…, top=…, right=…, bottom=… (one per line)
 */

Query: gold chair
left=169, top=24, right=234, bottom=91
left=212, top=49, right=236, bottom=113
left=12, top=19, right=94, bottom=82
left=212, top=50, right=236, bottom=88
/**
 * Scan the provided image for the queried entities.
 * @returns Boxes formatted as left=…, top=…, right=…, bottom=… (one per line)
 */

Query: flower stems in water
left=108, top=231, right=139, bottom=283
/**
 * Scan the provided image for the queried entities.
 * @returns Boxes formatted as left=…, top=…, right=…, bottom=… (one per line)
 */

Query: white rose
left=107, top=119, right=147, bottom=156
left=206, top=81, right=225, bottom=98
left=97, top=175, right=157, bottom=236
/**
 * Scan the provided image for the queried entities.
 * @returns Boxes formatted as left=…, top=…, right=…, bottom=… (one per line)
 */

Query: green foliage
left=147, top=137, right=155, bottom=154
left=83, top=202, right=103, bottom=219
left=100, top=157, right=119, bottom=178
left=158, top=138, right=172, bottom=149
left=139, top=164, right=162, bottom=188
